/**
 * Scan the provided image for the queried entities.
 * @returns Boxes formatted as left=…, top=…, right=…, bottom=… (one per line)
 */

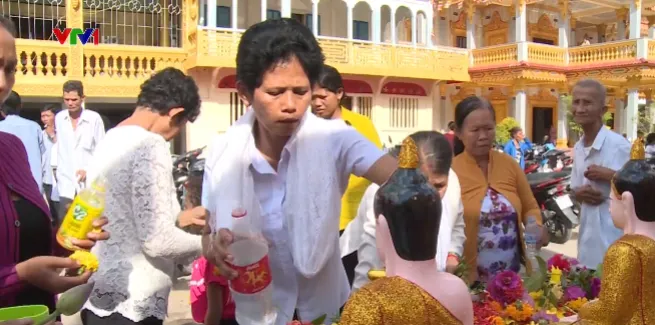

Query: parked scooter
left=172, top=146, right=205, bottom=207
left=524, top=145, right=572, bottom=174
left=526, top=167, right=579, bottom=244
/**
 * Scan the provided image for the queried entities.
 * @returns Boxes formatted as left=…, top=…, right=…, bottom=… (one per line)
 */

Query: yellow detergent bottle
left=56, top=178, right=106, bottom=251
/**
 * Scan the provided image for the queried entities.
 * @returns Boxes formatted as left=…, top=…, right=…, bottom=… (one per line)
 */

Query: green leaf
left=595, top=264, right=603, bottom=278
left=524, top=273, right=546, bottom=292
left=536, top=255, right=548, bottom=276
left=312, top=314, right=327, bottom=325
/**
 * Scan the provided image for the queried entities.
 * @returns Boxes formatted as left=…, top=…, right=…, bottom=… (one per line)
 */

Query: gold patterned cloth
left=340, top=276, right=462, bottom=325
left=576, top=234, right=655, bottom=325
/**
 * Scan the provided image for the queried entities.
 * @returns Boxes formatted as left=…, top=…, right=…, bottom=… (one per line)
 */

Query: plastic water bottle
left=524, top=216, right=541, bottom=272
left=228, top=208, right=277, bottom=325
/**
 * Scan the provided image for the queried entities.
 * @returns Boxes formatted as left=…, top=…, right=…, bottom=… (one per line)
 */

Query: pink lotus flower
left=590, top=277, right=601, bottom=299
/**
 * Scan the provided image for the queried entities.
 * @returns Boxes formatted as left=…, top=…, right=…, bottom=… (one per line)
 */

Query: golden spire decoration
left=398, top=137, right=419, bottom=169
left=631, top=136, right=645, bottom=160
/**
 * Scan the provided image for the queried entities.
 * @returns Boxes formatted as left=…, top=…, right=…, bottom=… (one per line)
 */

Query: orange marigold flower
left=490, top=301, right=503, bottom=312
left=490, top=316, right=506, bottom=325
left=505, top=302, right=534, bottom=321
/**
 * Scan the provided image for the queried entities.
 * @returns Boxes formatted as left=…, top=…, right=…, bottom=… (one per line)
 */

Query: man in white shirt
left=570, top=79, right=630, bottom=270
left=54, top=80, right=105, bottom=221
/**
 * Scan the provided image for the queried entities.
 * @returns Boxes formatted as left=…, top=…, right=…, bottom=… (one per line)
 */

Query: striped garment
left=0, top=131, right=52, bottom=307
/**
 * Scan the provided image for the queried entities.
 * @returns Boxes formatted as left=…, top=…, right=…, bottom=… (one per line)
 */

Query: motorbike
left=172, top=147, right=205, bottom=278
left=172, top=146, right=205, bottom=207
left=524, top=145, right=573, bottom=174
left=526, top=167, right=579, bottom=244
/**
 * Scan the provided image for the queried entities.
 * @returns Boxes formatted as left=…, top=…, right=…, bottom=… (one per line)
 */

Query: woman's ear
left=336, top=88, right=344, bottom=102
left=236, top=81, right=252, bottom=108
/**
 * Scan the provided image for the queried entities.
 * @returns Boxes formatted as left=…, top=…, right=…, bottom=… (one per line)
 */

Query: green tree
left=495, top=117, right=520, bottom=145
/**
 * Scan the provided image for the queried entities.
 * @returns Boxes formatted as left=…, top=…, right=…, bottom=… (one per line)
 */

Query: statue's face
left=610, top=191, right=626, bottom=230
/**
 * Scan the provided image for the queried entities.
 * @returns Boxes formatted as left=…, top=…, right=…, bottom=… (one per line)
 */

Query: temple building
left=4, top=0, right=652, bottom=151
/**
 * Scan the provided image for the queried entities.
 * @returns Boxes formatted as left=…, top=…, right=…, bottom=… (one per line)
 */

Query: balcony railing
left=471, top=39, right=654, bottom=70
left=194, top=28, right=471, bottom=81
left=14, top=39, right=186, bottom=98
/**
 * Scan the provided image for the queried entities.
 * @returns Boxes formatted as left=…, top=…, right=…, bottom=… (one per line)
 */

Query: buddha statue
left=572, top=159, right=655, bottom=325
left=630, top=134, right=645, bottom=160
left=339, top=137, right=473, bottom=325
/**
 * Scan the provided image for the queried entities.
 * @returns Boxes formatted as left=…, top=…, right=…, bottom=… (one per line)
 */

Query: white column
left=347, top=3, right=353, bottom=39
left=207, top=0, right=216, bottom=27
left=260, top=0, right=267, bottom=21
left=514, top=87, right=528, bottom=132
left=515, top=0, right=527, bottom=42
left=570, top=18, right=576, bottom=45
left=426, top=9, right=434, bottom=46
left=557, top=92, right=569, bottom=148
left=312, top=0, right=319, bottom=36
left=411, top=11, right=417, bottom=45
left=390, top=9, right=396, bottom=44
left=372, top=6, right=381, bottom=43
left=231, top=0, right=238, bottom=29
left=626, top=88, right=639, bottom=141
left=558, top=8, right=570, bottom=65
left=614, top=98, right=624, bottom=134
left=281, top=0, right=291, bottom=18
left=629, top=0, right=642, bottom=39
left=466, top=11, right=476, bottom=49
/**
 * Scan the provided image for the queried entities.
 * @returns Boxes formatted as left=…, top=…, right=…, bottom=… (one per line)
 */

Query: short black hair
left=41, top=103, right=61, bottom=114
left=614, top=159, right=655, bottom=222
left=315, top=65, right=344, bottom=95
left=136, top=67, right=201, bottom=123
left=1, top=90, right=21, bottom=115
left=447, top=121, right=455, bottom=131
left=510, top=126, right=522, bottom=138
left=236, top=18, right=325, bottom=94
left=410, top=131, right=452, bottom=176
left=63, top=80, right=84, bottom=97
left=0, top=15, right=16, bottom=37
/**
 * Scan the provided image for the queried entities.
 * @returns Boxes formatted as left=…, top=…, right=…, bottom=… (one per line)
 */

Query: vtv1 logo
left=53, top=28, right=100, bottom=45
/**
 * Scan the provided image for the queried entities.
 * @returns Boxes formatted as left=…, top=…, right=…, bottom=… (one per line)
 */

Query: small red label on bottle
left=228, top=255, right=272, bottom=294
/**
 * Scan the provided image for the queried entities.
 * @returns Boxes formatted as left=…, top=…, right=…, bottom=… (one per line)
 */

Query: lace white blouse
left=83, top=125, right=202, bottom=322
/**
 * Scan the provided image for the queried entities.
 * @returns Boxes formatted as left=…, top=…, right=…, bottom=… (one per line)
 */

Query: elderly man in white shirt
left=340, top=134, right=465, bottom=291
left=54, top=80, right=105, bottom=221
left=570, top=79, right=630, bottom=270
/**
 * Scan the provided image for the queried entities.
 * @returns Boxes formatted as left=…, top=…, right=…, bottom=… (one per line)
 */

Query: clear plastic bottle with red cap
left=227, top=207, right=277, bottom=324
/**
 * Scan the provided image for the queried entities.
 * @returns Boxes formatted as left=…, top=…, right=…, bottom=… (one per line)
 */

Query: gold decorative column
left=182, top=0, right=199, bottom=70
left=160, top=0, right=170, bottom=47
left=66, top=0, right=84, bottom=79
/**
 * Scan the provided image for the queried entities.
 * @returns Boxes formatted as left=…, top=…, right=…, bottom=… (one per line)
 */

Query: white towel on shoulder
left=207, top=108, right=342, bottom=277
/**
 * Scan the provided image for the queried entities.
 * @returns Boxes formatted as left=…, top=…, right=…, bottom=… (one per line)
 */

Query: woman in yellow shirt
left=311, top=65, right=382, bottom=285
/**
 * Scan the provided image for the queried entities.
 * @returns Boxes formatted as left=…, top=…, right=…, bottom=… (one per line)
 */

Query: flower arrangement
left=472, top=254, right=602, bottom=325
left=523, top=255, right=601, bottom=316
left=69, top=250, right=99, bottom=274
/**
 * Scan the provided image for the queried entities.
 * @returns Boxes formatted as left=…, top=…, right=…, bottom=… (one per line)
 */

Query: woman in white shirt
left=341, top=131, right=466, bottom=291
left=81, top=68, right=205, bottom=325
left=201, top=18, right=397, bottom=324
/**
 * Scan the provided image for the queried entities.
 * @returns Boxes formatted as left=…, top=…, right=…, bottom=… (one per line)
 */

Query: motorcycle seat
left=526, top=170, right=571, bottom=186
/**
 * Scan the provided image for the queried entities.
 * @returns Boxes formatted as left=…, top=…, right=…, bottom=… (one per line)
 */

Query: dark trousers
left=43, top=184, right=59, bottom=226
left=57, top=197, right=73, bottom=227
left=339, top=229, right=358, bottom=286
left=81, top=309, right=163, bottom=325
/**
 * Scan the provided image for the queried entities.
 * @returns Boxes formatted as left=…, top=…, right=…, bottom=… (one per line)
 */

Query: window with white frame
left=389, top=97, right=418, bottom=128
left=230, top=92, right=246, bottom=124
left=357, top=96, right=373, bottom=119
left=201, top=5, right=230, bottom=27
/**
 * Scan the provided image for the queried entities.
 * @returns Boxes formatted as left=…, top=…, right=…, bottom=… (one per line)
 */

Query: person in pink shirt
left=190, top=256, right=237, bottom=325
